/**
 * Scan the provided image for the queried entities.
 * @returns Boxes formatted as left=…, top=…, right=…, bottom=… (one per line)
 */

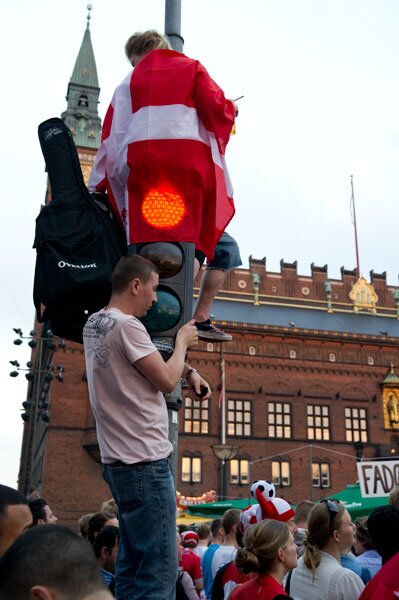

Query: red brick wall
left=27, top=262, right=399, bottom=523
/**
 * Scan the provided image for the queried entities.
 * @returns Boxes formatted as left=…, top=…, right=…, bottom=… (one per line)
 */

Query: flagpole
left=351, top=175, right=361, bottom=278
left=220, top=346, right=226, bottom=499
left=220, top=346, right=226, bottom=445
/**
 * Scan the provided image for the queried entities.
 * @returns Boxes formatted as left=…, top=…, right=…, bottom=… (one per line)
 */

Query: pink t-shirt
left=83, top=307, right=173, bottom=464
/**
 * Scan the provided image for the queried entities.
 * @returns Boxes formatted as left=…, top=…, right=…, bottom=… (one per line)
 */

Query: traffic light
left=128, top=241, right=195, bottom=351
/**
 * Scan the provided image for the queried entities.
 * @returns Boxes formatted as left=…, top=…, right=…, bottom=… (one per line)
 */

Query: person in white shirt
left=211, top=509, right=241, bottom=578
left=290, top=499, right=364, bottom=600
left=194, top=524, right=211, bottom=560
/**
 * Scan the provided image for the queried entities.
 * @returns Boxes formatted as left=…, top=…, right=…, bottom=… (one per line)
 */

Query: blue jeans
left=103, top=458, right=177, bottom=599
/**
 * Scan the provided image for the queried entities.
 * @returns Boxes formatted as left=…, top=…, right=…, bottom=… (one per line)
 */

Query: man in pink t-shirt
left=83, top=254, right=211, bottom=600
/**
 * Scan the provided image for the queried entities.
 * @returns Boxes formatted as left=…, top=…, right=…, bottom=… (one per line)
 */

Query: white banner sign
left=357, top=460, right=399, bottom=497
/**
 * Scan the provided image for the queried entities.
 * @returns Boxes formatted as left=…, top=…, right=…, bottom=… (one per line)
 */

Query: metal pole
left=167, top=387, right=181, bottom=482
left=221, top=349, right=226, bottom=445
left=26, top=336, right=44, bottom=494
left=161, top=0, right=183, bottom=489
left=350, top=175, right=361, bottom=278
left=164, top=0, right=184, bottom=52
left=220, top=347, right=226, bottom=499
left=309, top=445, right=313, bottom=501
left=222, top=460, right=228, bottom=501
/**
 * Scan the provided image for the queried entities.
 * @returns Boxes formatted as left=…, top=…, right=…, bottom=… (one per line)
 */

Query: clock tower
left=18, top=8, right=105, bottom=509
left=61, top=5, right=101, bottom=183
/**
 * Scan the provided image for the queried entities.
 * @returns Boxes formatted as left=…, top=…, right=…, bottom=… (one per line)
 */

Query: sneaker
left=195, top=319, right=232, bottom=342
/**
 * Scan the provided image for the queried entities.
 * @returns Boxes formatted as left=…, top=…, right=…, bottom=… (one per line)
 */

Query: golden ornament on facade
left=81, top=163, right=92, bottom=186
left=349, top=277, right=378, bottom=314
left=382, top=365, right=399, bottom=429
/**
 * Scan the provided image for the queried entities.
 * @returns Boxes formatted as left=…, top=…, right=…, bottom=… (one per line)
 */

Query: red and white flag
left=89, top=49, right=236, bottom=260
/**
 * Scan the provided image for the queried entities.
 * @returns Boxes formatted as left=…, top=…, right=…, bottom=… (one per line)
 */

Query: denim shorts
left=207, top=231, right=242, bottom=271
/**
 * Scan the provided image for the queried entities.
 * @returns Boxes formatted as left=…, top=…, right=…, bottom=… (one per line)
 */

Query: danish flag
left=89, top=49, right=236, bottom=260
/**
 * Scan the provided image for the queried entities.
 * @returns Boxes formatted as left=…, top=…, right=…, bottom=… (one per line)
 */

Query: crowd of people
left=190, top=483, right=399, bottom=600
left=2, top=480, right=399, bottom=599
left=3, top=25, right=399, bottom=600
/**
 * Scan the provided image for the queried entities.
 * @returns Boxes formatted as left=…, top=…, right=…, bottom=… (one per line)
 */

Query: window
left=271, top=460, right=291, bottom=486
left=289, top=349, right=296, bottom=359
left=78, top=94, right=89, bottom=107
left=207, top=343, right=214, bottom=352
left=307, top=405, right=330, bottom=440
left=345, top=407, right=368, bottom=442
left=230, top=458, right=250, bottom=485
left=368, top=356, right=374, bottom=366
left=249, top=346, right=256, bottom=356
left=312, top=462, right=330, bottom=488
left=329, top=353, right=336, bottom=362
left=227, top=400, right=251, bottom=436
left=181, top=454, right=202, bottom=483
left=184, top=397, right=209, bottom=434
left=268, top=403, right=292, bottom=438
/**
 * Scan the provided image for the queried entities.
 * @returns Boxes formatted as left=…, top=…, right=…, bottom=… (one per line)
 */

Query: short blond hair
left=125, top=30, right=171, bottom=64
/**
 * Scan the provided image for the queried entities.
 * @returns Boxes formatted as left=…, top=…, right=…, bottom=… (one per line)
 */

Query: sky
left=0, top=0, right=398, bottom=487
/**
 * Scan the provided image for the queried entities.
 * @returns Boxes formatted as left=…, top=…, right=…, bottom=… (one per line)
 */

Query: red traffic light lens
left=142, top=189, right=186, bottom=229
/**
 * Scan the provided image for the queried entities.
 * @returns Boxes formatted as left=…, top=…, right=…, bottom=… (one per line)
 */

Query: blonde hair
left=235, top=520, right=289, bottom=574
left=100, top=498, right=118, bottom=518
left=389, top=485, right=399, bottom=505
left=125, top=30, right=171, bottom=64
left=303, top=502, right=345, bottom=572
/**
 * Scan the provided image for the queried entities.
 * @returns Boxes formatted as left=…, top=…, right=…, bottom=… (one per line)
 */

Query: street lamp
left=212, top=443, right=240, bottom=501
left=212, top=444, right=240, bottom=461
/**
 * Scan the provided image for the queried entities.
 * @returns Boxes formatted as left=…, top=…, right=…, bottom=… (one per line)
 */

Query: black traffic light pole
left=163, top=0, right=184, bottom=483
left=165, top=0, right=184, bottom=53
left=128, top=241, right=195, bottom=483
left=130, top=1, right=190, bottom=484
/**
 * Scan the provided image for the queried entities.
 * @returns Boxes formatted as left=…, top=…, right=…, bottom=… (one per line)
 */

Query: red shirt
left=230, top=572, right=287, bottom=600
left=220, top=561, right=251, bottom=599
left=181, top=548, right=203, bottom=583
left=359, top=551, right=399, bottom=600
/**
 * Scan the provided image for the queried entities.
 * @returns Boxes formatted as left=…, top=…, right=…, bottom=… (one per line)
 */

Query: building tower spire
left=87, top=3, right=92, bottom=30
left=61, top=4, right=101, bottom=149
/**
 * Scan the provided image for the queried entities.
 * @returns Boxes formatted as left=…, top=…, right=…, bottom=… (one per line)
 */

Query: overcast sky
left=0, top=0, right=398, bottom=487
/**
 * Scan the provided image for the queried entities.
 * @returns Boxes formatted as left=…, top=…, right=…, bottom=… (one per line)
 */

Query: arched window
left=312, top=460, right=330, bottom=488
left=78, top=94, right=89, bottom=107
left=181, top=452, right=202, bottom=484
left=271, top=458, right=291, bottom=487
left=230, top=455, right=250, bottom=485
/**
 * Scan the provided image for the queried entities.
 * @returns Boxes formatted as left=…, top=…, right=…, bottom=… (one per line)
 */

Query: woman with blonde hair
left=290, top=500, right=364, bottom=599
left=230, top=519, right=297, bottom=599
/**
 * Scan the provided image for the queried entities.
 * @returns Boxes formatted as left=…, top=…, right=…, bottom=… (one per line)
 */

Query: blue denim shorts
left=207, top=231, right=242, bottom=271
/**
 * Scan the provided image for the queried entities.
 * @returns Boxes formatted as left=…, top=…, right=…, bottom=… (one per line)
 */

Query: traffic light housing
left=128, top=241, right=195, bottom=349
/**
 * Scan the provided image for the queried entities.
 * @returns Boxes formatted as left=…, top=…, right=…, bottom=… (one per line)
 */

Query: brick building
left=18, top=19, right=399, bottom=526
